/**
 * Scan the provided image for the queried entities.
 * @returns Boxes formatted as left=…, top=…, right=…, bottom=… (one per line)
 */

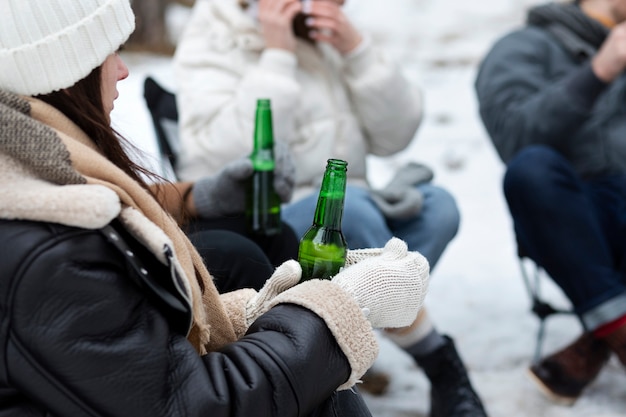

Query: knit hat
left=0, top=0, right=135, bottom=96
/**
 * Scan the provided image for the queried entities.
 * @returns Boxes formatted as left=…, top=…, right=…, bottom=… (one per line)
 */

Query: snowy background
left=111, top=0, right=626, bottom=415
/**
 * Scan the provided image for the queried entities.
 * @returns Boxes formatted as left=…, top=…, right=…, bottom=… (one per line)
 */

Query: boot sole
left=526, top=368, right=578, bottom=406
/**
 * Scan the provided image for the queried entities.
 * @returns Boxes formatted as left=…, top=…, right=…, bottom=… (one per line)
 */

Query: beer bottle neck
left=313, top=160, right=347, bottom=230
left=252, top=100, right=274, bottom=170
left=252, top=107, right=273, bottom=151
left=313, top=193, right=344, bottom=230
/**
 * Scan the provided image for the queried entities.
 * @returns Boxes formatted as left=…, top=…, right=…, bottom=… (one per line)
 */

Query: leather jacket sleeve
left=0, top=220, right=350, bottom=417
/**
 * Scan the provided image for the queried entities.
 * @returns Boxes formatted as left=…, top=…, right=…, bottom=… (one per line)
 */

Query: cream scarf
left=0, top=91, right=236, bottom=354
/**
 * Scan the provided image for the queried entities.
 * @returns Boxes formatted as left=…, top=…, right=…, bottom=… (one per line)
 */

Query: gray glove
left=192, top=158, right=253, bottom=218
left=192, top=141, right=295, bottom=218
left=370, top=162, right=434, bottom=219
left=273, top=140, right=295, bottom=203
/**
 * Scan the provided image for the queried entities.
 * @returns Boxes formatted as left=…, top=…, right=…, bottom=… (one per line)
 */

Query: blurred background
left=113, top=1, right=626, bottom=415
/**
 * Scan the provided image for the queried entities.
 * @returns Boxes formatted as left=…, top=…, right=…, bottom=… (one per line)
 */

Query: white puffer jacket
left=174, top=0, right=423, bottom=200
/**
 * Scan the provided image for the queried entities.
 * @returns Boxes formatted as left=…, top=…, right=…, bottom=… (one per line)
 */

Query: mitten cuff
left=269, top=280, right=379, bottom=390
left=220, top=289, right=257, bottom=339
left=345, top=247, right=384, bottom=267
left=191, top=177, right=216, bottom=218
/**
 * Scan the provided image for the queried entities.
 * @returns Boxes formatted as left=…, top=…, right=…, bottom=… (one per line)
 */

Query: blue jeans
left=282, top=183, right=460, bottom=271
left=503, top=145, right=626, bottom=330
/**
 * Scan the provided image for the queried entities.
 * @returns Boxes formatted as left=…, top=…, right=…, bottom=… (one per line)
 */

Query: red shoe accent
left=594, top=314, right=626, bottom=338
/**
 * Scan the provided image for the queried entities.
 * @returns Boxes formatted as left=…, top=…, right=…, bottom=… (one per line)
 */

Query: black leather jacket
left=0, top=219, right=350, bottom=416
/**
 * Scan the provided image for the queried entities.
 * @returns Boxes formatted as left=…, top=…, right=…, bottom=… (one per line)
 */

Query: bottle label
left=246, top=170, right=281, bottom=236
left=298, top=239, right=346, bottom=280
left=251, top=150, right=274, bottom=171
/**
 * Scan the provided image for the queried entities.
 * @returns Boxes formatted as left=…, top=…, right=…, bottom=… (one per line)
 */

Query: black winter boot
left=414, top=335, right=488, bottom=417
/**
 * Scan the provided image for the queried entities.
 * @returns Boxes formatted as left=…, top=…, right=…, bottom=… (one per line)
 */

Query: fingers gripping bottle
left=246, top=99, right=282, bottom=236
left=298, top=159, right=348, bottom=281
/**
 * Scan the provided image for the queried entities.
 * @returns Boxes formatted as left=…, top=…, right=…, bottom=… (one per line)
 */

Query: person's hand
left=331, top=238, right=429, bottom=328
left=258, top=0, right=302, bottom=52
left=305, top=1, right=363, bottom=54
left=370, top=187, right=424, bottom=219
left=191, top=158, right=253, bottom=218
left=191, top=142, right=294, bottom=218
left=592, top=21, right=626, bottom=82
left=246, top=260, right=302, bottom=326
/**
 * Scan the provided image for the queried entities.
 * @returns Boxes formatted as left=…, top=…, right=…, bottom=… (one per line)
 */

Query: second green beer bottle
left=297, top=159, right=348, bottom=281
left=246, top=99, right=282, bottom=236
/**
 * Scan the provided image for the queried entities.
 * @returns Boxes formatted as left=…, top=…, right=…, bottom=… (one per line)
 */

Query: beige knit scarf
left=0, top=91, right=236, bottom=354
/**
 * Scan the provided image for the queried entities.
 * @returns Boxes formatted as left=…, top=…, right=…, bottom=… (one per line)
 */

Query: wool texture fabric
left=330, top=238, right=429, bottom=329
left=0, top=0, right=135, bottom=96
left=0, top=90, right=237, bottom=353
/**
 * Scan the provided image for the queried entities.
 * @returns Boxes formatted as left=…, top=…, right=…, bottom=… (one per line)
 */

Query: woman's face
left=100, top=53, right=129, bottom=116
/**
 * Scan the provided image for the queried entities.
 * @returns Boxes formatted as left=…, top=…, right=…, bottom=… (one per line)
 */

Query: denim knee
left=342, top=186, right=392, bottom=248
left=504, top=145, right=566, bottom=202
left=420, top=184, right=461, bottom=242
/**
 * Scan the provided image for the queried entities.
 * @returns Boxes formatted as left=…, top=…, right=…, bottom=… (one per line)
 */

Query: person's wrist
left=340, top=34, right=364, bottom=56
left=191, top=178, right=215, bottom=217
left=264, top=40, right=296, bottom=53
left=343, top=36, right=375, bottom=77
left=184, top=184, right=198, bottom=217
left=591, top=55, right=621, bottom=82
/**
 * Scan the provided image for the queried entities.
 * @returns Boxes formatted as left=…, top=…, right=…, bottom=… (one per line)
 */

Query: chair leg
left=518, top=256, right=574, bottom=362
left=535, top=318, right=547, bottom=363
left=519, top=257, right=545, bottom=361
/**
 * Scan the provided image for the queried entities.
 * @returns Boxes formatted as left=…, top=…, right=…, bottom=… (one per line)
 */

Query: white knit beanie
left=0, top=0, right=135, bottom=96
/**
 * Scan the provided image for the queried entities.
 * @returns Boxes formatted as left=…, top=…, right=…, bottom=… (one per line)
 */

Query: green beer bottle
left=246, top=99, right=282, bottom=236
left=298, top=159, right=348, bottom=280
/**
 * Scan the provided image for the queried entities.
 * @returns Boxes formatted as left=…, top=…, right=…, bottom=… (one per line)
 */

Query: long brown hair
left=36, top=64, right=162, bottom=192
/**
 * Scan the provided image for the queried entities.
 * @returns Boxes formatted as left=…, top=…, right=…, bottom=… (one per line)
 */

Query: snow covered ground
left=111, top=1, right=626, bottom=415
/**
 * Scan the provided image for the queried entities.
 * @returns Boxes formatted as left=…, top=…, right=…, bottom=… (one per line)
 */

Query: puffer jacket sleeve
left=1, top=222, right=351, bottom=417
left=173, top=0, right=301, bottom=179
left=342, top=37, right=424, bottom=157
left=474, top=28, right=604, bottom=163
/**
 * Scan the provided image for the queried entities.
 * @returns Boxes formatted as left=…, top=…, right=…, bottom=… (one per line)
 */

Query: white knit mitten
left=345, top=247, right=384, bottom=267
left=331, top=238, right=429, bottom=328
left=245, top=260, right=302, bottom=326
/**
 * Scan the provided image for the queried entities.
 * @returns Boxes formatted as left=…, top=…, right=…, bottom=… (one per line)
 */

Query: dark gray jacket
left=475, top=9, right=626, bottom=177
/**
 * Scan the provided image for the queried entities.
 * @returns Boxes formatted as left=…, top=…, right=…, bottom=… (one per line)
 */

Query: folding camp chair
left=517, top=244, right=575, bottom=362
left=143, top=76, right=180, bottom=179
